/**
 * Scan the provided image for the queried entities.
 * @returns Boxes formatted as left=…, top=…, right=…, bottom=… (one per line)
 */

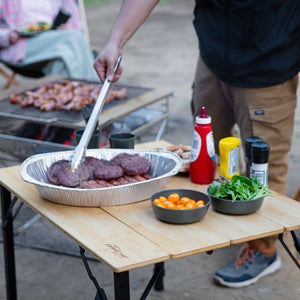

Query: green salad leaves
left=208, top=175, right=272, bottom=201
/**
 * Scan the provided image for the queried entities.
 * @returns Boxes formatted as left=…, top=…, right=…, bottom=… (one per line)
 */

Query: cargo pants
left=191, top=55, right=298, bottom=247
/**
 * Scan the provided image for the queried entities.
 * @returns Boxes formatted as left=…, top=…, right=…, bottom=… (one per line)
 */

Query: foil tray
left=20, top=149, right=182, bottom=207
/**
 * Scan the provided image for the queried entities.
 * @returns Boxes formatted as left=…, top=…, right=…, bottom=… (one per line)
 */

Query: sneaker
left=214, top=243, right=282, bottom=288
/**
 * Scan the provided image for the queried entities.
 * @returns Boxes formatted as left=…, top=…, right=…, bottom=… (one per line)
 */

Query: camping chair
left=0, top=60, right=48, bottom=89
left=0, top=0, right=92, bottom=89
left=0, top=0, right=93, bottom=234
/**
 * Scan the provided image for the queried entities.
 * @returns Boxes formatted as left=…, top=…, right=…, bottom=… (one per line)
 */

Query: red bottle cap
left=196, top=106, right=211, bottom=124
left=200, top=107, right=208, bottom=118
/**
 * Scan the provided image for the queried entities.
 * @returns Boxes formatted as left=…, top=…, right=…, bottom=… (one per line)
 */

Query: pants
left=191, top=56, right=298, bottom=248
left=191, top=55, right=298, bottom=195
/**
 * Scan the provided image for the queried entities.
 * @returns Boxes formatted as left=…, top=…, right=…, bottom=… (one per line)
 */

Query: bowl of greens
left=207, top=175, right=272, bottom=215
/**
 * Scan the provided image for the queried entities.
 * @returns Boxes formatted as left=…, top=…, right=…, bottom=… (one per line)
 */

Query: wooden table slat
left=200, top=209, right=284, bottom=244
left=257, top=192, right=300, bottom=231
left=0, top=166, right=170, bottom=272
left=104, top=201, right=230, bottom=259
left=166, top=175, right=285, bottom=244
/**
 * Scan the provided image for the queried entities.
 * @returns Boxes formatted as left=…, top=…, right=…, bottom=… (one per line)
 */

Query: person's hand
left=9, top=30, right=20, bottom=44
left=94, top=43, right=123, bottom=83
left=93, top=0, right=159, bottom=83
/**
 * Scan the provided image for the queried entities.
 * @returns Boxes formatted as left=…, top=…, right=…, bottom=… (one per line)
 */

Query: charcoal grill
left=0, top=76, right=172, bottom=159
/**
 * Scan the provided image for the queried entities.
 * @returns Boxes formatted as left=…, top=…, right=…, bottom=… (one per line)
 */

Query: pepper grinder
left=250, top=141, right=270, bottom=185
left=245, top=136, right=263, bottom=178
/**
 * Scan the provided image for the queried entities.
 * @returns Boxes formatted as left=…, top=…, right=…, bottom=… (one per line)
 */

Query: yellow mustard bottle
left=219, top=137, right=241, bottom=179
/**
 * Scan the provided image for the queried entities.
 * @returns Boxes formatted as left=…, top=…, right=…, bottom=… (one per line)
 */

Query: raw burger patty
left=110, top=153, right=132, bottom=165
left=47, top=159, right=90, bottom=187
left=119, top=154, right=150, bottom=175
left=56, top=163, right=90, bottom=187
left=47, top=159, right=69, bottom=185
left=93, top=164, right=124, bottom=180
left=83, top=157, right=109, bottom=179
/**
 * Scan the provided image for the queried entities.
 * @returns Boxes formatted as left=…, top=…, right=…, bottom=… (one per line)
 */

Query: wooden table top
left=1, top=141, right=300, bottom=272
left=0, top=165, right=169, bottom=273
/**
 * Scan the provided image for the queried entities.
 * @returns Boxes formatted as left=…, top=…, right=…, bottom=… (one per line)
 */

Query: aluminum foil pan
left=20, top=149, right=182, bottom=207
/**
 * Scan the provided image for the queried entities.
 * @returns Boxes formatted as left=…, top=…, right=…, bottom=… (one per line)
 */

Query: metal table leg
left=153, top=262, right=165, bottom=291
left=278, top=232, right=300, bottom=269
left=79, top=247, right=108, bottom=300
left=139, top=262, right=164, bottom=300
left=114, top=271, right=130, bottom=300
left=1, top=186, right=17, bottom=300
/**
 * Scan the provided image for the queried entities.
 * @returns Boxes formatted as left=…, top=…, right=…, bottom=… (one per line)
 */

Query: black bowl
left=208, top=191, right=264, bottom=215
left=151, top=189, right=210, bottom=224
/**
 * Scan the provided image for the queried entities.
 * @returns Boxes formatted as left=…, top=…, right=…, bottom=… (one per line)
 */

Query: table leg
left=114, top=271, right=130, bottom=300
left=139, top=262, right=165, bottom=300
left=154, top=262, right=165, bottom=291
left=290, top=231, right=300, bottom=255
left=79, top=247, right=108, bottom=300
left=278, top=232, right=300, bottom=269
left=1, top=186, right=17, bottom=300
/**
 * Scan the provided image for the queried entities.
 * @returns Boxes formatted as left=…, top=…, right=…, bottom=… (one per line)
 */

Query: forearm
left=107, top=0, right=159, bottom=49
left=94, top=0, right=159, bottom=82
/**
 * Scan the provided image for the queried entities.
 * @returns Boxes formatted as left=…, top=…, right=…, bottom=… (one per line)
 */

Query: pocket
left=249, top=99, right=296, bottom=142
left=249, top=99, right=296, bottom=124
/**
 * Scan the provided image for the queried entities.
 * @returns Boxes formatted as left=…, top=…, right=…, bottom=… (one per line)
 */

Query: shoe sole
left=214, top=255, right=282, bottom=288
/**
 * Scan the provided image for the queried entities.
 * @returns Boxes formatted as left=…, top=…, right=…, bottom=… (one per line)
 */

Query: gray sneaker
left=214, top=244, right=281, bottom=288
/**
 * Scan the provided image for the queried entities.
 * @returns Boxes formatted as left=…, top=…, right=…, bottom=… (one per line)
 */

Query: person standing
left=94, top=0, right=300, bottom=287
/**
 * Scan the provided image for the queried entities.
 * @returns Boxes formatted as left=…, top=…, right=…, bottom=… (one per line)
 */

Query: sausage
left=9, top=80, right=127, bottom=112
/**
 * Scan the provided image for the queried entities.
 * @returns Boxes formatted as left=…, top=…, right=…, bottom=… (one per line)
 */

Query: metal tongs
left=70, top=56, right=122, bottom=171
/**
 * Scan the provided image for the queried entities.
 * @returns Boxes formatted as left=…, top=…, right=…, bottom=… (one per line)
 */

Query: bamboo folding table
left=1, top=141, right=300, bottom=300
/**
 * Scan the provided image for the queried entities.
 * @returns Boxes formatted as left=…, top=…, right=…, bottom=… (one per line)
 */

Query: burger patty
left=47, top=159, right=69, bottom=185
left=47, top=159, right=90, bottom=187
left=93, top=164, right=124, bottom=180
left=47, top=153, right=151, bottom=188
left=83, top=157, right=109, bottom=179
left=110, top=153, right=132, bottom=165
left=56, top=163, right=90, bottom=188
left=79, top=173, right=151, bottom=189
left=119, top=155, right=150, bottom=175
left=111, top=153, right=150, bottom=175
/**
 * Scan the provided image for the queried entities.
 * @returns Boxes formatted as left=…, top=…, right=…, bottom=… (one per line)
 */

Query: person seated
left=0, top=0, right=98, bottom=80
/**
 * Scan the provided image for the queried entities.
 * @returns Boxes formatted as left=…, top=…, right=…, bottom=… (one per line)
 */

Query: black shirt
left=193, top=0, right=300, bottom=87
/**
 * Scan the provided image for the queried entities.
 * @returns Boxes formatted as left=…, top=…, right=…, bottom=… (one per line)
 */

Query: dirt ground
left=1, top=1, right=300, bottom=299
left=86, top=0, right=198, bottom=146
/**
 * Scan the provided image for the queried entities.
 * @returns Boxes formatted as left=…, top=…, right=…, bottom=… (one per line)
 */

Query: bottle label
left=190, top=130, right=201, bottom=162
left=227, top=147, right=239, bottom=175
left=251, top=163, right=268, bottom=185
left=206, top=132, right=216, bottom=161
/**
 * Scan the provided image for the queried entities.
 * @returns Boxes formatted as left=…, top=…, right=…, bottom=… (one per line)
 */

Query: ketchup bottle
left=189, top=107, right=216, bottom=184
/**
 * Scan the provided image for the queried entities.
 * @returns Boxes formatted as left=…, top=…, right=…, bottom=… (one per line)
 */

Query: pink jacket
left=0, top=0, right=81, bottom=63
